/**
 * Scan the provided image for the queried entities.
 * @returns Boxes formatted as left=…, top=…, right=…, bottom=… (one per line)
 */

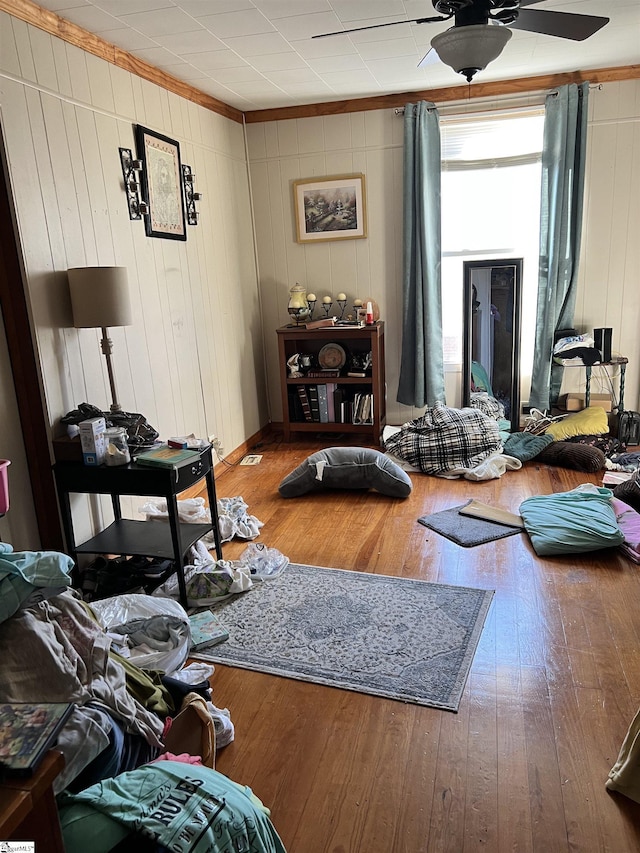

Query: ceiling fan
left=313, top=1, right=609, bottom=83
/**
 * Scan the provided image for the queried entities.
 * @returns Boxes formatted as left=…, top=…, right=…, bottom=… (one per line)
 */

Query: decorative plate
left=318, top=343, right=346, bottom=370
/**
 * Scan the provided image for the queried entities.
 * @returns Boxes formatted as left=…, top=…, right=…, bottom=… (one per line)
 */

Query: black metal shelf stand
left=53, top=445, right=222, bottom=609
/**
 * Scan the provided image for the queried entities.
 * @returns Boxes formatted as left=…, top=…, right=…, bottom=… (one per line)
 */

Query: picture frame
left=135, top=125, right=186, bottom=241
left=293, top=174, right=367, bottom=243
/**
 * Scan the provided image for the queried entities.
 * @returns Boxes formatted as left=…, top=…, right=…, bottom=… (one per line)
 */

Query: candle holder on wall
left=119, top=147, right=148, bottom=220
left=182, top=165, right=202, bottom=226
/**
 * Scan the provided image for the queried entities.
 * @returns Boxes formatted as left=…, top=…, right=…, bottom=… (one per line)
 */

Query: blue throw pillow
left=519, top=485, right=624, bottom=555
left=278, top=447, right=412, bottom=498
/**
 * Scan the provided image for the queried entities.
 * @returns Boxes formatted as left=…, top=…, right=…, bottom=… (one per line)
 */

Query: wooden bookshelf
left=277, top=322, right=386, bottom=445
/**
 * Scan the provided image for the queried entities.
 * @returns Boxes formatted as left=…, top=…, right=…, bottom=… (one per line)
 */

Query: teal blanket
left=503, top=432, right=554, bottom=462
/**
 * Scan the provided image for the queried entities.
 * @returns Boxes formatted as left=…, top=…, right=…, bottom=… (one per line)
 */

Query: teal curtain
left=397, top=101, right=445, bottom=408
left=529, top=82, right=589, bottom=411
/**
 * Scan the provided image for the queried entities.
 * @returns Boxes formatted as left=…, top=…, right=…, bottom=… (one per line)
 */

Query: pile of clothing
left=0, top=544, right=287, bottom=852
left=553, top=329, right=602, bottom=365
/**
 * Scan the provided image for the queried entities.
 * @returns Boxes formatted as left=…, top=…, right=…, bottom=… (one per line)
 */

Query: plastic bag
left=61, top=402, right=159, bottom=450
left=89, top=593, right=190, bottom=675
left=139, top=497, right=210, bottom=524
left=237, top=542, right=288, bottom=581
left=139, top=495, right=264, bottom=545
left=153, top=559, right=253, bottom=608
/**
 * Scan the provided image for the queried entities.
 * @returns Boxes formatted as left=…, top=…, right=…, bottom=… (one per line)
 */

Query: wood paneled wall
left=0, top=4, right=638, bottom=545
left=248, top=80, right=640, bottom=425
left=0, top=10, right=266, bottom=545
left=576, top=84, right=640, bottom=408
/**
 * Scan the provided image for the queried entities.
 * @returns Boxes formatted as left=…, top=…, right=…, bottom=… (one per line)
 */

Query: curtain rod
left=394, top=83, right=602, bottom=115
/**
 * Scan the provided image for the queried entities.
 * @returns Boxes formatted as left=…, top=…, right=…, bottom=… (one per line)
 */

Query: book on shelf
left=302, top=317, right=336, bottom=329
left=135, top=444, right=201, bottom=469
left=296, top=385, right=313, bottom=422
left=308, top=384, right=321, bottom=422
left=0, top=702, right=73, bottom=777
left=317, top=384, right=329, bottom=423
left=326, top=382, right=336, bottom=422
left=305, top=369, right=340, bottom=379
left=288, top=390, right=305, bottom=422
left=188, top=610, right=229, bottom=650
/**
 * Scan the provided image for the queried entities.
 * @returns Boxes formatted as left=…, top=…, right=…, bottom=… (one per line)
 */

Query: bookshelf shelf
left=277, top=321, right=386, bottom=445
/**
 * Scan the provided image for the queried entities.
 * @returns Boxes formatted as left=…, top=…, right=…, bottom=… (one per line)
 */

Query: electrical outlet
left=209, top=434, right=224, bottom=457
left=240, top=454, right=262, bottom=465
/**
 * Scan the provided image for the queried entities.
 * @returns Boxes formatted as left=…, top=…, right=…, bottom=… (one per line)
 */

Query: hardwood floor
left=203, top=435, right=640, bottom=853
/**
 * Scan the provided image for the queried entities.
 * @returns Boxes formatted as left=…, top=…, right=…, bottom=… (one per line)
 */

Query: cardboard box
left=564, top=392, right=612, bottom=413
left=52, top=435, right=83, bottom=463
left=79, top=417, right=106, bottom=465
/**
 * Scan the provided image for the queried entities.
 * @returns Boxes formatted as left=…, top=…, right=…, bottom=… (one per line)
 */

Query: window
left=440, top=109, right=544, bottom=402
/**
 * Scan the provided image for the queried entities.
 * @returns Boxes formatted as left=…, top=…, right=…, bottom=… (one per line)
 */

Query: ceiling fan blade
left=418, top=47, right=442, bottom=69
left=511, top=8, right=609, bottom=41
left=312, top=15, right=448, bottom=39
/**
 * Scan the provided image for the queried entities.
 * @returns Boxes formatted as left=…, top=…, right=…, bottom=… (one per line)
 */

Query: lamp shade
left=68, top=266, right=132, bottom=328
left=431, top=24, right=512, bottom=82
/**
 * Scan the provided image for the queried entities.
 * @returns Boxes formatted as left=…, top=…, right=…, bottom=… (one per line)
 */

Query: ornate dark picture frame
left=135, top=125, right=186, bottom=241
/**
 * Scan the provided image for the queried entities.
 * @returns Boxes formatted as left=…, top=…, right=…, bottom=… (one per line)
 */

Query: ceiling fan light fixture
left=431, top=23, right=512, bottom=82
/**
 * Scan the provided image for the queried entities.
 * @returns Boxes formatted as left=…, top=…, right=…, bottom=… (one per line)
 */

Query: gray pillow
left=278, top=447, right=412, bottom=498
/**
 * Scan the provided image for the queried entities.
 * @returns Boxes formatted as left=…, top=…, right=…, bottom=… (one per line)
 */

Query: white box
left=79, top=417, right=106, bottom=465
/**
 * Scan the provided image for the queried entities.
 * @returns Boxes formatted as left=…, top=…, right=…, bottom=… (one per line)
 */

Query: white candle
left=307, top=293, right=316, bottom=301
left=353, top=298, right=363, bottom=307
left=337, top=292, right=346, bottom=301
left=322, top=296, right=332, bottom=304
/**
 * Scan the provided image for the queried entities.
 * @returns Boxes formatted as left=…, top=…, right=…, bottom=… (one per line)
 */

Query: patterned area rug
left=197, top=563, right=493, bottom=711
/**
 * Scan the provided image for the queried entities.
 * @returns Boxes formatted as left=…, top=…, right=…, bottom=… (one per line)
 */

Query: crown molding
left=0, top=0, right=244, bottom=123
left=243, top=65, right=640, bottom=123
left=3, top=2, right=638, bottom=127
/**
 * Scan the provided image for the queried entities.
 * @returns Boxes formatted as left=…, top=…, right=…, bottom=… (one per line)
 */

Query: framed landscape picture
left=293, top=174, right=367, bottom=243
left=135, top=125, right=186, bottom=241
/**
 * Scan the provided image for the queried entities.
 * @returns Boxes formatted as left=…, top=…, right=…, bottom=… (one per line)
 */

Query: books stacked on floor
left=290, top=385, right=374, bottom=425
left=188, top=610, right=229, bottom=650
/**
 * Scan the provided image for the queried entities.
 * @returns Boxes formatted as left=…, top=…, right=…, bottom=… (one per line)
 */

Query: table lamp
left=67, top=266, right=132, bottom=413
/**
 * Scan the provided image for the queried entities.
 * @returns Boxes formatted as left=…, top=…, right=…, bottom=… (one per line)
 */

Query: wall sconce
left=182, top=165, right=202, bottom=225
left=119, top=147, right=148, bottom=220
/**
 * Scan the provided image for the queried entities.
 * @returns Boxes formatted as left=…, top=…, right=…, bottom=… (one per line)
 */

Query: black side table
left=53, top=446, right=223, bottom=609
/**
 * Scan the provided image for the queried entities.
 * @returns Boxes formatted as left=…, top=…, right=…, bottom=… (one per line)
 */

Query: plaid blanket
left=384, top=402, right=502, bottom=475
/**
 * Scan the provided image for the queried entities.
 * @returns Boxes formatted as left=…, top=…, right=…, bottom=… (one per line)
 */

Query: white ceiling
left=33, top=0, right=640, bottom=112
